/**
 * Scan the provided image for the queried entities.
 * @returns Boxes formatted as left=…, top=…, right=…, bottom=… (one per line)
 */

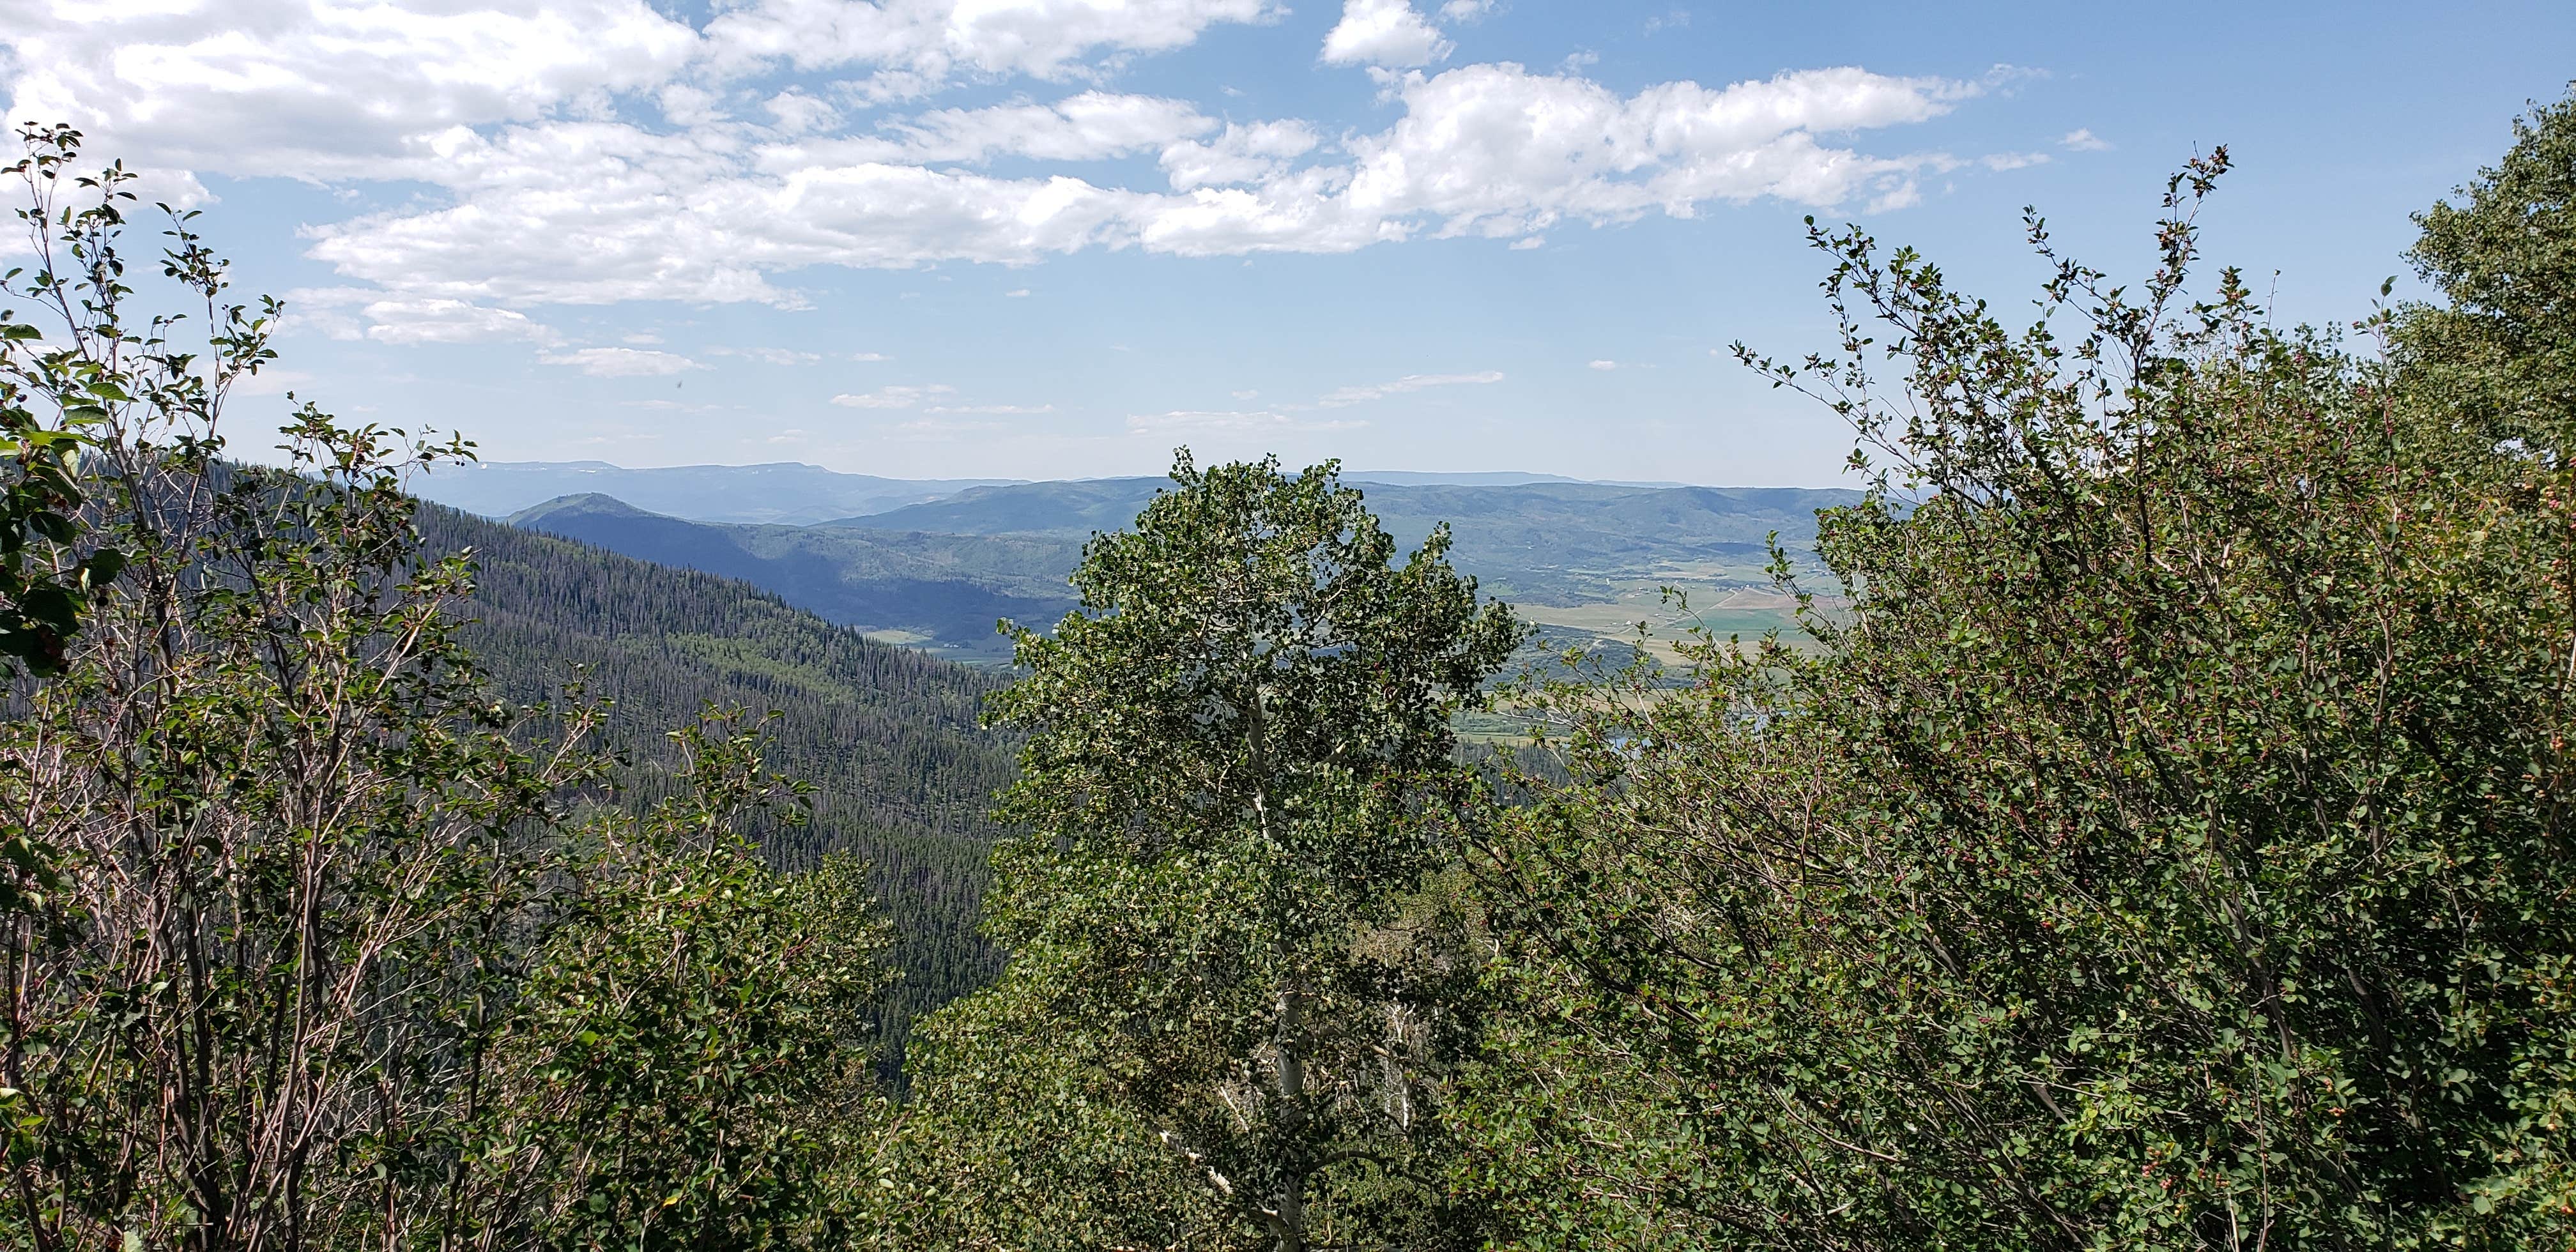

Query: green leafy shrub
left=1463, top=129, right=2576, bottom=1250
left=0, top=127, right=896, bottom=1252
left=891, top=454, right=1519, bottom=1251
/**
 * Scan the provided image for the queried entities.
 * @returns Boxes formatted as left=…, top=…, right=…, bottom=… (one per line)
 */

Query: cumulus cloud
left=1322, top=0, right=1450, bottom=68
left=1158, top=119, right=1319, bottom=190
left=360, top=298, right=562, bottom=345
left=539, top=347, right=707, bottom=376
left=8, top=3, right=2028, bottom=319
left=702, top=0, right=1284, bottom=94
left=1325, top=63, right=1975, bottom=240
left=1315, top=369, right=1504, bottom=407
left=292, top=64, right=1979, bottom=305
left=832, top=384, right=958, bottom=409
left=763, top=89, right=841, bottom=135
left=2060, top=128, right=2111, bottom=151
left=3, top=0, right=698, bottom=185
left=785, top=91, right=1215, bottom=166
left=1588, top=359, right=1619, bottom=370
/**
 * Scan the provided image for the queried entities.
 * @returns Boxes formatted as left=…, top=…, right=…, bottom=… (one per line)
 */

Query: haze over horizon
left=6, top=0, right=2566, bottom=485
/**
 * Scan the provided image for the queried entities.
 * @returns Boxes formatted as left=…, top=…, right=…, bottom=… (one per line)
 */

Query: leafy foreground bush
left=0, top=130, right=884, bottom=1252
left=1459, top=111, right=2576, bottom=1249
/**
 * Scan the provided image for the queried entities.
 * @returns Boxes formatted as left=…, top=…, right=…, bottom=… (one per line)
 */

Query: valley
left=418, top=461, right=1857, bottom=665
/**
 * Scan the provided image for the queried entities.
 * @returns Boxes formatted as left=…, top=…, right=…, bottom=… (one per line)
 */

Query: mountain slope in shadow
left=509, top=493, right=1082, bottom=659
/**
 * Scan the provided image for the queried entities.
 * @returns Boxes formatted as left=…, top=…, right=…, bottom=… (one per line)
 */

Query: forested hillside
left=505, top=492, right=1084, bottom=659
left=416, top=501, right=1016, bottom=1065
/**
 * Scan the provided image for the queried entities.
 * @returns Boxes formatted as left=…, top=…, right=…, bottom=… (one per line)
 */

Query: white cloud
left=1508, top=235, right=1543, bottom=250
left=303, top=125, right=1150, bottom=305
left=4, top=0, right=698, bottom=185
left=1864, top=184, right=1922, bottom=213
left=1588, top=359, right=1619, bottom=370
left=539, top=346, right=705, bottom=376
left=1128, top=409, right=1365, bottom=434
left=786, top=91, right=1215, bottom=166
left=11, top=3, right=2005, bottom=312
left=712, top=346, right=824, bottom=365
left=300, top=63, right=1975, bottom=303
left=1004, top=288, right=1032, bottom=297
left=1981, top=151, right=2049, bottom=171
left=2060, top=128, right=2111, bottom=151
left=703, top=0, right=1283, bottom=94
left=657, top=83, right=726, bottom=127
left=1231, top=388, right=1260, bottom=399
left=1322, top=64, right=1974, bottom=242
left=763, top=89, right=840, bottom=135
left=1322, top=0, right=1450, bottom=68
left=831, top=383, right=957, bottom=409
left=1158, top=119, right=1319, bottom=190
left=1315, top=369, right=1504, bottom=407
left=359, top=298, right=561, bottom=345
left=1439, top=0, right=1497, bottom=20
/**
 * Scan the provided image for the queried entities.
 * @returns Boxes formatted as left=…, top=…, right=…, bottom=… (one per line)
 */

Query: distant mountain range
left=490, top=468, right=1862, bottom=661
left=508, top=494, right=1086, bottom=655
left=414, top=460, right=1020, bottom=526
left=832, top=477, right=1839, bottom=544
left=411, top=460, right=1705, bottom=526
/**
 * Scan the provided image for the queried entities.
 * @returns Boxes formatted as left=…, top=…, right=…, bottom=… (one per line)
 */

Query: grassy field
left=1506, top=557, right=1827, bottom=664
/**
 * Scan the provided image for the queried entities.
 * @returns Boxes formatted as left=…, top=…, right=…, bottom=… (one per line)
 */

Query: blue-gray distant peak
left=422, top=461, right=1849, bottom=533
left=414, top=460, right=1023, bottom=526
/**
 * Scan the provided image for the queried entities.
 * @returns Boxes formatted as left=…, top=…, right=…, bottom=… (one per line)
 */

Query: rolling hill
left=507, top=493, right=1084, bottom=659
left=831, top=477, right=1853, bottom=602
left=501, top=475, right=1863, bottom=661
left=410, top=459, right=1715, bottom=529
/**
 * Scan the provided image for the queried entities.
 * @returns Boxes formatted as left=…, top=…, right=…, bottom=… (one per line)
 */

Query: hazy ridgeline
left=481, top=476, right=1854, bottom=663
left=4, top=90, right=2575, bottom=1252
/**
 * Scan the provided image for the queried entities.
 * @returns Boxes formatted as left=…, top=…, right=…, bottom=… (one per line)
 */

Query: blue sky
left=5, top=1, right=2568, bottom=484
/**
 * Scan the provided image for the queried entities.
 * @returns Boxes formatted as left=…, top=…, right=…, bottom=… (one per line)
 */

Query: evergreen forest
left=4, top=86, right=2576, bottom=1251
